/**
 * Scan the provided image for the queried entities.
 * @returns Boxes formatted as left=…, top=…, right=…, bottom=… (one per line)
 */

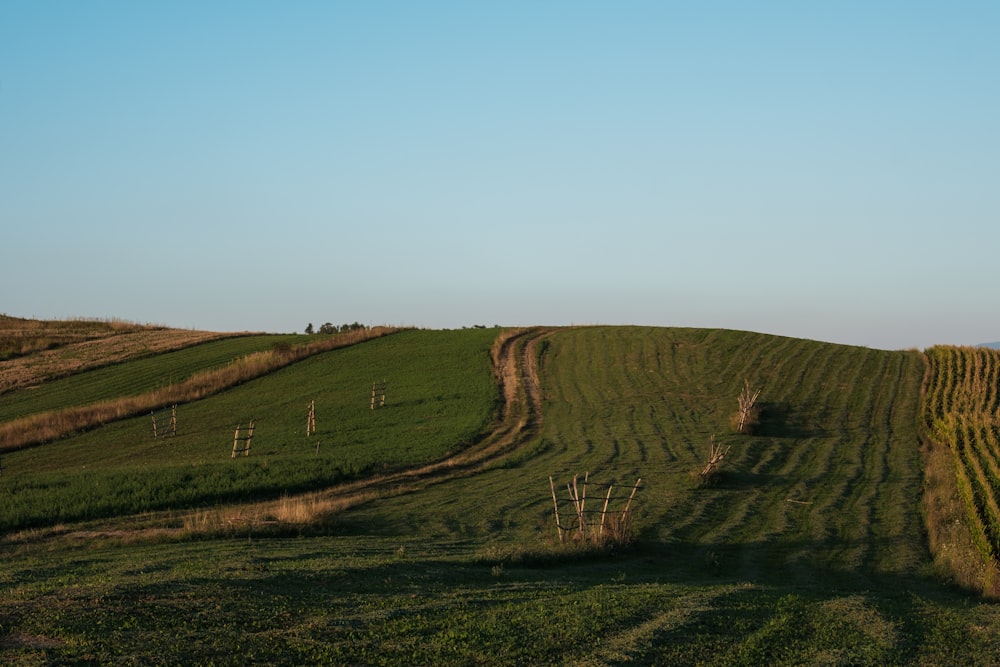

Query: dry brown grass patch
left=0, top=328, right=233, bottom=393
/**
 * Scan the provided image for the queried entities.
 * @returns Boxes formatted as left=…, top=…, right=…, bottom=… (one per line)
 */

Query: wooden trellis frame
left=700, top=434, right=731, bottom=482
left=548, top=473, right=642, bottom=544
left=736, top=379, right=762, bottom=433
left=370, top=380, right=386, bottom=410
left=306, top=399, right=316, bottom=436
left=151, top=404, right=177, bottom=438
left=231, top=420, right=255, bottom=458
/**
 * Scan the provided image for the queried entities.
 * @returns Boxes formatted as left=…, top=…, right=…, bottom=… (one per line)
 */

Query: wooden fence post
left=622, top=478, right=642, bottom=517
left=568, top=474, right=589, bottom=538
left=600, top=484, right=614, bottom=537
left=549, top=476, right=563, bottom=543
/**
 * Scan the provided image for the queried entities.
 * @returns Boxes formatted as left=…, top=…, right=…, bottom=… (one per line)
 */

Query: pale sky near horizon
left=2, top=2, right=998, bottom=350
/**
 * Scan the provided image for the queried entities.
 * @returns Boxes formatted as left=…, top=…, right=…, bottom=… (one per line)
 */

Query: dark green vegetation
left=3, top=324, right=1000, bottom=665
left=0, top=329, right=498, bottom=531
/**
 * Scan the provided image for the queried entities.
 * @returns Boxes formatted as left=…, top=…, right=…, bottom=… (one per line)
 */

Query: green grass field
left=0, top=335, right=303, bottom=421
left=3, top=324, right=1000, bottom=664
left=0, top=328, right=499, bottom=531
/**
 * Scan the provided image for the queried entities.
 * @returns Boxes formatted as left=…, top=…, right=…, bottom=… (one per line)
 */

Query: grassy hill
left=2, top=323, right=1000, bottom=664
left=0, top=327, right=498, bottom=531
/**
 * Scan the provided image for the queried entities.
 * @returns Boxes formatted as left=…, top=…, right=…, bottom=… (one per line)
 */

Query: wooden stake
left=600, top=484, right=614, bottom=536
left=737, top=379, right=762, bottom=433
left=232, top=424, right=241, bottom=458
left=622, top=478, right=642, bottom=518
left=570, top=475, right=586, bottom=537
left=549, top=476, right=563, bottom=543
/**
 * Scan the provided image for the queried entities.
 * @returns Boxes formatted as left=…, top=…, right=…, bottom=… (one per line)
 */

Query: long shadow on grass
left=755, top=401, right=826, bottom=439
left=66, top=535, right=991, bottom=666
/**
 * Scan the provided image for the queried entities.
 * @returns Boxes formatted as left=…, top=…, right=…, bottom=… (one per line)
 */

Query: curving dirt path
left=243, top=326, right=556, bottom=521
left=30, top=327, right=556, bottom=540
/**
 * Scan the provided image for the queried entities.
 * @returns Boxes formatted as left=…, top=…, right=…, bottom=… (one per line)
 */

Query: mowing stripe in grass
left=0, top=334, right=303, bottom=421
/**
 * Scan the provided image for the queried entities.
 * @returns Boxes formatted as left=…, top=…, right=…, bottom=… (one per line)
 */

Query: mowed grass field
left=3, top=325, right=1000, bottom=665
left=0, top=328, right=499, bottom=531
left=0, top=334, right=303, bottom=421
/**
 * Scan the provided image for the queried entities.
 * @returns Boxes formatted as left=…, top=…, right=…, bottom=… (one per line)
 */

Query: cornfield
left=923, top=346, right=1000, bottom=572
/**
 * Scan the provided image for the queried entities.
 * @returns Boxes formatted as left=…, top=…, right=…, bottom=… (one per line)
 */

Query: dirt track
left=34, top=327, right=555, bottom=539
left=197, top=326, right=555, bottom=528
left=296, top=326, right=553, bottom=512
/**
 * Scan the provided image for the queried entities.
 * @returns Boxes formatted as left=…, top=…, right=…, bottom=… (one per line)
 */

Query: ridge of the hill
left=0, top=316, right=245, bottom=393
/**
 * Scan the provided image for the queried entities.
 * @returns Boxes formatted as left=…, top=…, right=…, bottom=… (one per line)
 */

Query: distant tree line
left=305, top=322, right=367, bottom=335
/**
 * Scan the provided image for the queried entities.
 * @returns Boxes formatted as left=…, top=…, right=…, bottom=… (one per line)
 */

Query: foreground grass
left=2, top=534, right=998, bottom=665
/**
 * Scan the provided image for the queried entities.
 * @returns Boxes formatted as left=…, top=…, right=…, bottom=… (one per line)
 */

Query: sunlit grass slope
left=5, top=326, right=1000, bottom=666
left=531, top=327, right=927, bottom=579
left=0, top=328, right=499, bottom=530
left=355, top=327, right=928, bottom=583
left=199, top=326, right=996, bottom=665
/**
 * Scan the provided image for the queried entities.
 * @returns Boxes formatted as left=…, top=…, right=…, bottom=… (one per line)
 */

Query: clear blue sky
left=2, top=2, right=998, bottom=349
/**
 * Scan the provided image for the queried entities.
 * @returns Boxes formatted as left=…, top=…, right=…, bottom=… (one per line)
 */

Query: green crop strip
left=922, top=345, right=1000, bottom=595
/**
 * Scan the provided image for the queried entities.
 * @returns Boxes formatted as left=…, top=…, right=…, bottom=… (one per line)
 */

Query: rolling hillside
left=2, top=322, right=1000, bottom=664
